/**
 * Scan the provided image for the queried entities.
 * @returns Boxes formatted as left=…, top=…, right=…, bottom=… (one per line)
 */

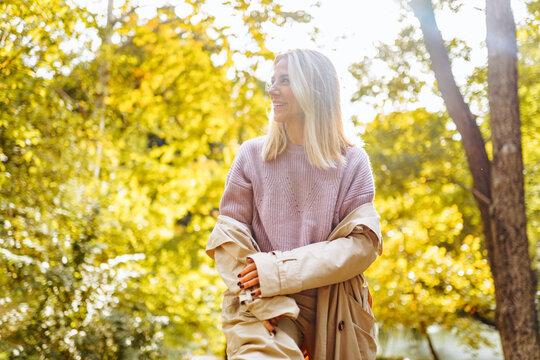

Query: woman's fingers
left=242, top=277, right=260, bottom=289
left=241, top=269, right=258, bottom=282
left=237, top=269, right=259, bottom=288
left=237, top=274, right=260, bottom=291
left=266, top=315, right=286, bottom=330
left=238, top=260, right=260, bottom=289
left=238, top=262, right=257, bottom=278
left=239, top=272, right=260, bottom=290
left=262, top=320, right=276, bottom=335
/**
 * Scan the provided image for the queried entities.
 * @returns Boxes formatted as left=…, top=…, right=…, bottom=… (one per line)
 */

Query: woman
left=206, top=49, right=383, bottom=360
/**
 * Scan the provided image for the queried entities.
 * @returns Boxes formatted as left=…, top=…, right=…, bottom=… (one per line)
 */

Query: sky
left=82, top=0, right=530, bottom=144
left=252, top=0, right=528, bottom=140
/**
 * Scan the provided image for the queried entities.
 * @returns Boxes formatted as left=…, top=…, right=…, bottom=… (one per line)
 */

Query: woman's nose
left=268, top=84, right=279, bottom=95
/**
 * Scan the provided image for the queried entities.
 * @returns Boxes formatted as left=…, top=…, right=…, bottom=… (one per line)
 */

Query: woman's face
left=269, top=58, right=303, bottom=125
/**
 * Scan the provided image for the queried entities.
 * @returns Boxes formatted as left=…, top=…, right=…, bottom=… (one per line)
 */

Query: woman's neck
left=285, top=120, right=304, bottom=146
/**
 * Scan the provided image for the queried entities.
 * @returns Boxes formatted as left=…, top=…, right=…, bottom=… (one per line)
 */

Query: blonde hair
left=262, top=49, right=351, bottom=169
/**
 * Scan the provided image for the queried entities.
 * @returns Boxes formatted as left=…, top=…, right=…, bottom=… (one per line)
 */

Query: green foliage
left=350, top=25, right=429, bottom=107
left=0, top=1, right=166, bottom=357
left=3, top=0, right=537, bottom=357
left=354, top=0, right=540, bottom=354
left=363, top=109, right=495, bottom=350
left=0, top=0, right=308, bottom=357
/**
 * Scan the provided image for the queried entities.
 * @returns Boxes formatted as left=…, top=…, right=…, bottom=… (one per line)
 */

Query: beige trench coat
left=206, top=202, right=383, bottom=360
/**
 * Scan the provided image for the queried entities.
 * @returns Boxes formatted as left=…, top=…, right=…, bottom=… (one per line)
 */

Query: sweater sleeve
left=339, top=148, right=375, bottom=220
left=219, top=144, right=253, bottom=225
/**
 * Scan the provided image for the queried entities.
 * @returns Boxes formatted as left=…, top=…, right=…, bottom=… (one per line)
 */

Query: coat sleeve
left=213, top=241, right=300, bottom=320
left=248, top=222, right=379, bottom=298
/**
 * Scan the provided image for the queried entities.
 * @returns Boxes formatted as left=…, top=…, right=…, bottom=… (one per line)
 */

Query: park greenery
left=0, top=0, right=538, bottom=359
left=354, top=1, right=539, bottom=358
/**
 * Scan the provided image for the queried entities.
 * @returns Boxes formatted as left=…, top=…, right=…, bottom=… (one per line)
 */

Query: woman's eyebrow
left=270, top=74, right=288, bottom=82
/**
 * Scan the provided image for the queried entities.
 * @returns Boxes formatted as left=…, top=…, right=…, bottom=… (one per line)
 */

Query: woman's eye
left=265, top=77, right=288, bottom=91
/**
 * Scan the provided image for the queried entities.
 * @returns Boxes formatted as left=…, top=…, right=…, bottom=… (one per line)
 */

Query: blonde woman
left=206, top=49, right=383, bottom=360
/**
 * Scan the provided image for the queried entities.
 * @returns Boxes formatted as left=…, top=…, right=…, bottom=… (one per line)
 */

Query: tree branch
left=448, top=178, right=492, bottom=206
left=457, top=309, right=497, bottom=329
left=51, top=86, right=88, bottom=116
left=424, top=330, right=441, bottom=360
left=409, top=0, right=492, bottom=206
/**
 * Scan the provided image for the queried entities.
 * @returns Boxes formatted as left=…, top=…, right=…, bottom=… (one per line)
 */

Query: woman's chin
left=273, top=115, right=287, bottom=124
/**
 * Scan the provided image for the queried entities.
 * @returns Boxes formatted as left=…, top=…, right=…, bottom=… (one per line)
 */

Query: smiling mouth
left=273, top=103, right=287, bottom=108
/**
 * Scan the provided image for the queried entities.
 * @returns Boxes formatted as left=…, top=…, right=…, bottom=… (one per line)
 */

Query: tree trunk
left=486, top=0, right=540, bottom=358
left=409, top=0, right=493, bottom=242
left=93, top=0, right=114, bottom=179
left=409, top=0, right=540, bottom=358
left=424, top=331, right=441, bottom=360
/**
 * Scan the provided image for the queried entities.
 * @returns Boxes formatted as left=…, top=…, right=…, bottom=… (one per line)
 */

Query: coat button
left=338, top=320, right=345, bottom=331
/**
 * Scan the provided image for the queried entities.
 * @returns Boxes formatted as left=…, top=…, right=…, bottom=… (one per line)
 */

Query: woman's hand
left=262, top=315, right=285, bottom=335
left=238, top=258, right=262, bottom=297
left=239, top=258, right=284, bottom=335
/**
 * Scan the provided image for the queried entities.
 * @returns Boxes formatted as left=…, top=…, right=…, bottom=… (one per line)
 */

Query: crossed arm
left=236, top=226, right=379, bottom=332
left=238, top=226, right=378, bottom=294
left=208, top=218, right=301, bottom=335
left=210, top=206, right=380, bottom=336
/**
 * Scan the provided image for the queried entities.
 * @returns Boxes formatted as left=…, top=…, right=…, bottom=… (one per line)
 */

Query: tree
left=362, top=108, right=496, bottom=358
left=485, top=0, right=539, bottom=357
left=352, top=0, right=540, bottom=358
left=409, top=1, right=539, bottom=357
left=1, top=0, right=311, bottom=357
left=0, top=1, right=164, bottom=357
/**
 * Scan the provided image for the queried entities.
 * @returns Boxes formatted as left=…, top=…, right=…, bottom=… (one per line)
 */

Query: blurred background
left=1, top=0, right=538, bottom=359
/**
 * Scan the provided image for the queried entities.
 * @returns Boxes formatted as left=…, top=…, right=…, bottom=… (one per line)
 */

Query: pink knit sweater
left=219, top=136, right=375, bottom=253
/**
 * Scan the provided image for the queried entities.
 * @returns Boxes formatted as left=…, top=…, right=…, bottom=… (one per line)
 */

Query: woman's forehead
left=273, top=58, right=288, bottom=75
